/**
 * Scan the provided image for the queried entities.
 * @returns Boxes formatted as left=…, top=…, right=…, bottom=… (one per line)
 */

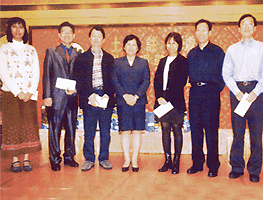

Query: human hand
left=65, top=88, right=77, bottom=95
left=88, top=93, right=99, bottom=107
left=23, top=92, right=33, bottom=102
left=44, top=98, right=52, bottom=107
left=235, top=91, right=244, bottom=101
left=123, top=94, right=137, bottom=106
left=157, top=97, right=167, bottom=105
left=246, top=91, right=257, bottom=103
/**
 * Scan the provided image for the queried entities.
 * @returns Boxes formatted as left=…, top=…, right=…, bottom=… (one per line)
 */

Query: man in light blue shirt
left=223, top=14, right=263, bottom=183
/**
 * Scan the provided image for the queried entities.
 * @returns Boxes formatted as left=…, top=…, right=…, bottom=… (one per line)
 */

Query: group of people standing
left=0, top=13, right=262, bottom=183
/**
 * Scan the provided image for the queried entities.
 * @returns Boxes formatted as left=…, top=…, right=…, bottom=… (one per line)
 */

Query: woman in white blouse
left=154, top=32, right=188, bottom=174
left=0, top=17, right=41, bottom=172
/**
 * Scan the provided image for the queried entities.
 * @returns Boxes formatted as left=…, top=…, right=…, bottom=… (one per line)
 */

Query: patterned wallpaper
left=32, top=23, right=263, bottom=129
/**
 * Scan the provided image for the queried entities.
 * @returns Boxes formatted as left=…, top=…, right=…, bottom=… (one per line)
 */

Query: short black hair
left=165, top=32, right=183, bottom=52
left=89, top=25, right=105, bottom=39
left=123, top=34, right=141, bottom=54
left=238, top=14, right=257, bottom=27
left=195, top=19, right=212, bottom=31
left=58, top=22, right=75, bottom=33
left=7, top=17, right=28, bottom=43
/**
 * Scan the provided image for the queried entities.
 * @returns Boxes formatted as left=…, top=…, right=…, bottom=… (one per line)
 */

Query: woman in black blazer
left=154, top=32, right=188, bottom=174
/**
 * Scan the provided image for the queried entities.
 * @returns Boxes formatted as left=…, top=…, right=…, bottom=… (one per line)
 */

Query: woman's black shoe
left=158, top=161, right=172, bottom=172
left=122, top=166, right=129, bottom=172
left=171, top=164, right=179, bottom=174
left=171, top=158, right=180, bottom=174
left=132, top=167, right=139, bottom=172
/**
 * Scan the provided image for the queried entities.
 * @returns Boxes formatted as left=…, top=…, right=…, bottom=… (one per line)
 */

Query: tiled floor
left=1, top=151, right=263, bottom=200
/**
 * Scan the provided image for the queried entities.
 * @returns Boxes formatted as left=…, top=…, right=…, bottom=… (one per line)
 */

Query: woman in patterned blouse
left=0, top=17, right=41, bottom=172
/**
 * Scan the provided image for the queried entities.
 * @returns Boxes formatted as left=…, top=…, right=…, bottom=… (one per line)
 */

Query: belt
left=191, top=82, right=215, bottom=87
left=93, top=86, right=103, bottom=90
left=236, top=81, right=257, bottom=86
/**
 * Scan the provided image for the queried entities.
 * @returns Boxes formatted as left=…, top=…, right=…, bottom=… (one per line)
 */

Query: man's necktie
left=66, top=48, right=70, bottom=63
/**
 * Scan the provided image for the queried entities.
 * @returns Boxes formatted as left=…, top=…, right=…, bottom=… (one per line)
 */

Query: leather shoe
left=187, top=166, right=203, bottom=174
left=132, top=167, right=139, bottom=172
left=228, top=171, right=243, bottom=179
left=122, top=166, right=129, bottom=172
left=51, top=163, right=61, bottom=171
left=208, top=170, right=218, bottom=177
left=249, top=174, right=259, bottom=183
left=64, top=159, right=79, bottom=167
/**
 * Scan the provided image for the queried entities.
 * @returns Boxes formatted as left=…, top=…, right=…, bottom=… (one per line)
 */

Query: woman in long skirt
left=0, top=17, right=41, bottom=172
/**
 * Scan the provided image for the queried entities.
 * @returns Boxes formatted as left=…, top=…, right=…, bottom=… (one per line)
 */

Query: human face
left=11, top=23, right=25, bottom=42
left=166, top=37, right=179, bottom=56
left=89, top=29, right=105, bottom=49
left=239, top=17, right=256, bottom=39
left=124, top=39, right=138, bottom=57
left=58, top=26, right=75, bottom=47
left=195, top=22, right=211, bottom=44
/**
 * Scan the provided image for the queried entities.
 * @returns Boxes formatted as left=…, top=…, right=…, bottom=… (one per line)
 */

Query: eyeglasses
left=61, top=31, right=73, bottom=35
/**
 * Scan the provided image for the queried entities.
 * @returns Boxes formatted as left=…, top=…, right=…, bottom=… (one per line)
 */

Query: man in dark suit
left=43, top=22, right=80, bottom=171
left=73, top=26, right=115, bottom=171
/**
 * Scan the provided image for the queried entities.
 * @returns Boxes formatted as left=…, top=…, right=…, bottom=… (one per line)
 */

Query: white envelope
left=153, top=101, right=174, bottom=118
left=234, top=93, right=252, bottom=117
left=30, top=91, right=38, bottom=101
left=88, top=95, right=109, bottom=109
left=55, top=77, right=76, bottom=91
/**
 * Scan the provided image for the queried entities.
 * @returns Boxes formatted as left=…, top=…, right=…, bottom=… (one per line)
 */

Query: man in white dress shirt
left=222, top=14, right=263, bottom=183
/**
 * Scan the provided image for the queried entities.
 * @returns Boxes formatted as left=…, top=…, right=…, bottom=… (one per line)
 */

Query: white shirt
left=222, top=39, right=263, bottom=96
left=0, top=40, right=40, bottom=97
left=163, top=55, right=177, bottom=90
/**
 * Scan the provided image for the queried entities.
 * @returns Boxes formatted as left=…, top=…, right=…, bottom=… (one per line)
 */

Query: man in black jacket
left=73, top=26, right=115, bottom=171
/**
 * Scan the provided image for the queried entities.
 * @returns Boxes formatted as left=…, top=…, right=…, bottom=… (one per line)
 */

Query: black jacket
left=154, top=54, right=188, bottom=112
left=73, top=47, right=115, bottom=109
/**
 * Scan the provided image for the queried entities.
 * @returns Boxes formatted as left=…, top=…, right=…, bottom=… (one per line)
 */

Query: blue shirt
left=187, top=42, right=225, bottom=91
left=61, top=43, right=73, bottom=57
left=222, top=38, right=263, bottom=96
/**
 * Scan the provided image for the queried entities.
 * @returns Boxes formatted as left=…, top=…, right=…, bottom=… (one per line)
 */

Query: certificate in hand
left=234, top=93, right=252, bottom=117
left=55, top=77, right=76, bottom=91
left=153, top=102, right=174, bottom=118
left=88, top=95, right=109, bottom=109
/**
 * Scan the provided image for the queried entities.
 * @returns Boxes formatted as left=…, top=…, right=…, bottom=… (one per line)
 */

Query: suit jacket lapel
left=55, top=45, right=70, bottom=76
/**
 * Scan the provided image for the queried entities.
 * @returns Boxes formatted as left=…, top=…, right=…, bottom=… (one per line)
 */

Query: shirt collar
left=91, top=48, right=103, bottom=57
left=61, top=43, right=73, bottom=55
left=240, top=38, right=255, bottom=46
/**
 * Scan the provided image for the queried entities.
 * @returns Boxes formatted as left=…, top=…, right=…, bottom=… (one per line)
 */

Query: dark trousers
left=47, top=106, right=78, bottom=165
left=230, top=83, right=263, bottom=175
left=83, top=107, right=113, bottom=162
left=189, top=85, right=221, bottom=171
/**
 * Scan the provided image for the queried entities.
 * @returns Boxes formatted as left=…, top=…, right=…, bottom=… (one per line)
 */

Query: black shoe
left=64, top=159, right=79, bottom=167
left=249, top=174, right=259, bottom=183
left=171, top=165, right=179, bottom=174
left=11, top=161, right=22, bottom=173
left=51, top=163, right=61, bottom=171
left=187, top=166, right=203, bottom=174
left=171, top=160, right=180, bottom=174
left=132, top=167, right=139, bottom=172
left=208, top=170, right=218, bottom=177
left=228, top=171, right=243, bottom=179
left=122, top=166, right=129, bottom=172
